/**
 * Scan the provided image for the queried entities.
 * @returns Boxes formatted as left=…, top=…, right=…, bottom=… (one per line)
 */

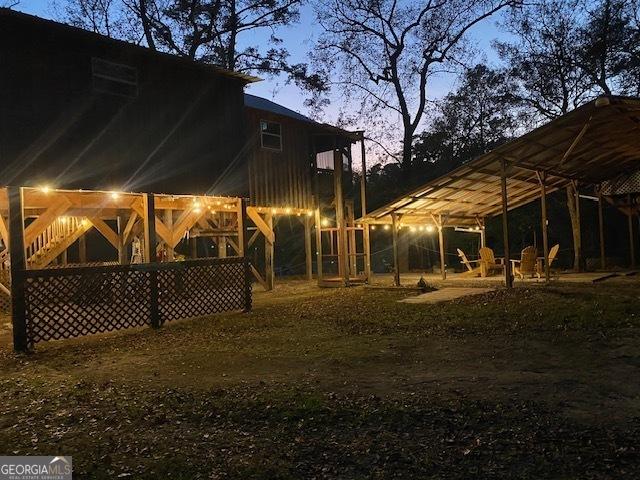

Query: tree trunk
left=138, top=0, right=156, bottom=51
left=566, top=185, right=582, bottom=271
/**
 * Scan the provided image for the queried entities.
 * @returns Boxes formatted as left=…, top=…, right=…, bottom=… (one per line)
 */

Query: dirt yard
left=0, top=279, right=639, bottom=478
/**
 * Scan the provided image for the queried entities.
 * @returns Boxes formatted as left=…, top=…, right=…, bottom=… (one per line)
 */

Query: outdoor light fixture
left=271, top=208, right=277, bottom=214
left=110, top=191, right=120, bottom=200
left=384, top=225, right=390, bottom=230
left=39, top=185, right=51, bottom=194
left=410, top=226, right=416, bottom=232
left=426, top=225, right=435, bottom=233
left=419, top=226, right=425, bottom=231
left=371, top=225, right=376, bottom=230
left=285, top=207, right=292, bottom=214
left=321, top=218, right=330, bottom=227
left=306, top=210, right=313, bottom=217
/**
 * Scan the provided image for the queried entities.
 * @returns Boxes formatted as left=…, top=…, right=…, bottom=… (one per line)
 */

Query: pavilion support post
left=437, top=218, right=446, bottom=281
left=8, top=186, right=28, bottom=352
left=538, top=172, right=550, bottom=282
left=480, top=223, right=486, bottom=248
left=391, top=213, right=400, bottom=286
left=598, top=188, right=606, bottom=270
left=78, top=234, right=87, bottom=264
left=629, top=194, right=636, bottom=269
left=500, top=160, right=513, bottom=289
left=264, top=212, right=275, bottom=291
left=567, top=181, right=583, bottom=272
left=218, top=212, right=227, bottom=258
left=190, top=237, right=197, bottom=258
left=359, top=133, right=372, bottom=283
left=314, top=207, right=323, bottom=283
left=143, top=193, right=160, bottom=329
left=304, top=215, right=313, bottom=281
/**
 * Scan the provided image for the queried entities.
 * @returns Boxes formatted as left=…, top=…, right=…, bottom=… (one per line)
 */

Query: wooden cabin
left=0, top=9, right=370, bottom=291
left=0, top=8, right=256, bottom=195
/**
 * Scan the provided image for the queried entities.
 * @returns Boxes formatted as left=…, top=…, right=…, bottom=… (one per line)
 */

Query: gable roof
left=0, top=7, right=260, bottom=84
left=244, top=94, right=315, bottom=123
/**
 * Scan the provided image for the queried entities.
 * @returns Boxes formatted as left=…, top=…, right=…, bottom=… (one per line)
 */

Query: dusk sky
left=14, top=0, right=511, bottom=133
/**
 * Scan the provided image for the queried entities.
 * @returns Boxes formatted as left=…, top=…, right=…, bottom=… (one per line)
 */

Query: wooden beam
left=246, top=207, right=275, bottom=244
left=33, top=221, right=93, bottom=269
left=250, top=264, right=268, bottom=290
left=88, top=217, right=119, bottom=249
left=0, top=214, right=8, bottom=248
left=122, top=211, right=139, bottom=246
left=560, top=116, right=592, bottom=165
left=629, top=194, right=636, bottom=268
left=23, top=195, right=72, bottom=247
left=501, top=160, right=513, bottom=288
left=598, top=188, right=606, bottom=270
left=538, top=171, right=550, bottom=282
left=171, top=209, right=205, bottom=248
left=264, top=212, right=275, bottom=291
left=334, top=147, right=349, bottom=285
left=438, top=215, right=446, bottom=281
left=7, top=187, right=28, bottom=352
left=391, top=212, right=400, bottom=286
left=304, top=215, right=313, bottom=281
left=315, top=207, right=323, bottom=283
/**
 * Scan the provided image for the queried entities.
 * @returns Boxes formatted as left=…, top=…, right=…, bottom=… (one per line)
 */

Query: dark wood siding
left=246, top=108, right=314, bottom=209
left=0, top=11, right=248, bottom=196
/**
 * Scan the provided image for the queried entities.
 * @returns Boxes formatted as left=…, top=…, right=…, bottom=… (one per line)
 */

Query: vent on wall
left=91, top=58, right=138, bottom=98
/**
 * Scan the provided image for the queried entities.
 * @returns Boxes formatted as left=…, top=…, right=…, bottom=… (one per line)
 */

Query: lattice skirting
left=21, top=258, right=251, bottom=346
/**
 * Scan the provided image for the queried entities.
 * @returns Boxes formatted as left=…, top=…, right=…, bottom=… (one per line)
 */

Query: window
left=92, top=58, right=138, bottom=98
left=260, top=120, right=282, bottom=151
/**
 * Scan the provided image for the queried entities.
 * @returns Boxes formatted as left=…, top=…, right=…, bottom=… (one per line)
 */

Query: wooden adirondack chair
left=536, top=244, right=560, bottom=278
left=511, top=246, right=539, bottom=280
left=457, top=248, right=481, bottom=276
left=478, top=247, right=504, bottom=277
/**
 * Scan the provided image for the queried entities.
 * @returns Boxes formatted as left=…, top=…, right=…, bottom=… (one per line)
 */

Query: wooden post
left=569, top=181, right=583, bottom=272
left=346, top=201, right=357, bottom=276
left=164, top=209, right=174, bottom=261
left=143, top=193, right=160, bottom=328
left=218, top=212, right=227, bottom=258
left=78, top=234, right=87, bottom=264
left=264, top=212, right=275, bottom=291
left=480, top=225, right=486, bottom=248
left=190, top=237, right=197, bottom=258
left=314, top=207, right=323, bottom=283
left=240, top=198, right=251, bottom=311
left=500, top=160, right=513, bottom=288
left=391, top=213, right=400, bottom=286
left=304, top=215, right=313, bottom=281
left=334, top=146, right=349, bottom=285
left=629, top=194, right=636, bottom=268
left=8, top=186, right=28, bottom=352
left=360, top=133, right=372, bottom=282
left=438, top=216, right=446, bottom=280
left=117, top=214, right=127, bottom=264
left=237, top=198, right=246, bottom=257
left=538, top=172, right=550, bottom=282
left=598, top=188, right=606, bottom=270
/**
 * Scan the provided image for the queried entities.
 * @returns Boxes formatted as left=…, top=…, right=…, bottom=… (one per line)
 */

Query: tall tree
left=56, top=0, right=323, bottom=88
left=413, top=64, right=521, bottom=181
left=312, top=0, right=517, bottom=175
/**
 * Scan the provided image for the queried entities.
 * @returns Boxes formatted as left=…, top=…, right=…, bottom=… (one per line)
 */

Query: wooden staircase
left=26, top=216, right=92, bottom=269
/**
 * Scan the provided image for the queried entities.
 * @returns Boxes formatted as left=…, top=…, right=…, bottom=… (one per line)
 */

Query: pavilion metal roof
left=363, top=95, right=640, bottom=227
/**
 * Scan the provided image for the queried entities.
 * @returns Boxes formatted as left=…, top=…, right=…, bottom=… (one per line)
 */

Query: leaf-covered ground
left=0, top=280, right=639, bottom=478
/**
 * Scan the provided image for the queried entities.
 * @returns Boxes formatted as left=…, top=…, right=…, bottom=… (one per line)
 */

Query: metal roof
left=244, top=94, right=315, bottom=123
left=364, top=95, right=640, bottom=227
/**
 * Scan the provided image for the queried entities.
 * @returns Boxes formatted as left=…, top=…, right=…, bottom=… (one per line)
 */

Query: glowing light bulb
left=383, top=225, right=390, bottom=231
left=110, top=191, right=120, bottom=200
left=321, top=218, right=330, bottom=227
left=371, top=225, right=376, bottom=230
left=285, top=207, right=292, bottom=214
left=410, top=226, right=416, bottom=232
left=271, top=208, right=277, bottom=214
left=40, top=185, right=51, bottom=194
left=426, top=225, right=435, bottom=233
left=306, top=210, right=313, bottom=217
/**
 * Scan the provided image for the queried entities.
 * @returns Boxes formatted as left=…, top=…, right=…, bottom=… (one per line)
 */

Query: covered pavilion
left=360, top=95, right=640, bottom=287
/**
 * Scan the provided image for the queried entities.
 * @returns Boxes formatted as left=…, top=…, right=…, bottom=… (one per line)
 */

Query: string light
left=285, top=207, right=292, bottom=214
left=39, top=185, right=51, bottom=194
left=321, top=218, right=330, bottom=227
left=371, top=225, right=376, bottom=230
left=110, top=191, right=120, bottom=200
left=383, top=225, right=390, bottom=230
left=410, top=226, right=416, bottom=232
left=306, top=210, right=313, bottom=217
left=426, top=225, right=435, bottom=233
